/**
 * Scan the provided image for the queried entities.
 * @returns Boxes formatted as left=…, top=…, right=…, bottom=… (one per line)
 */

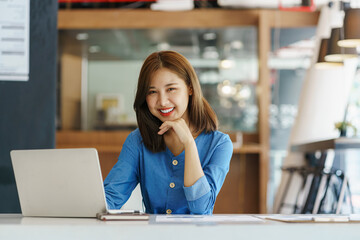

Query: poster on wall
left=0, top=0, right=30, bottom=81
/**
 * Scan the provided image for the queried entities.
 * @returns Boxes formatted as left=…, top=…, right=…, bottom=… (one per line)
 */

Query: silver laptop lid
left=10, top=148, right=107, bottom=217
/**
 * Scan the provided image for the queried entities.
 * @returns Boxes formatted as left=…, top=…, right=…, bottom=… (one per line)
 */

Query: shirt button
left=166, top=209, right=172, bottom=214
left=169, top=182, right=175, bottom=188
left=172, top=160, right=178, bottom=166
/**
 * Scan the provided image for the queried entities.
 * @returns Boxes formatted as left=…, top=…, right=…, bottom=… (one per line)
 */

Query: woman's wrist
left=183, top=137, right=196, bottom=149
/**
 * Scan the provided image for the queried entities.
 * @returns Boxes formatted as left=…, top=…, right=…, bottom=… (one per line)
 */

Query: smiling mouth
left=159, top=107, right=174, bottom=116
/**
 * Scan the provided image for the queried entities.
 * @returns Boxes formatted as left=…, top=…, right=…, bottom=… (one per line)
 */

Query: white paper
left=0, top=0, right=30, bottom=81
left=263, top=215, right=350, bottom=223
left=264, top=215, right=313, bottom=222
left=155, top=215, right=265, bottom=223
left=349, top=214, right=360, bottom=221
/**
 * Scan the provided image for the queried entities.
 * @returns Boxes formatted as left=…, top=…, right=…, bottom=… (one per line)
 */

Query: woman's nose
left=158, top=92, right=169, bottom=106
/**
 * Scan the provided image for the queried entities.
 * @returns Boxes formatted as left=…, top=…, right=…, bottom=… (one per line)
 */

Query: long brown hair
left=133, top=51, right=218, bottom=152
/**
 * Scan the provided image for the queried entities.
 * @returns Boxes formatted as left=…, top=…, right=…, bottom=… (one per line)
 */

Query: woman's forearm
left=183, top=139, right=204, bottom=187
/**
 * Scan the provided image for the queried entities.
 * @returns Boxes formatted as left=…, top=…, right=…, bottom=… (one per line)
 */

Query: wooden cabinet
left=57, top=9, right=319, bottom=213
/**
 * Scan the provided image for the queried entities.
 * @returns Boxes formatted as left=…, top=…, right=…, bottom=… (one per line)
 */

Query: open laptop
left=10, top=148, right=109, bottom=217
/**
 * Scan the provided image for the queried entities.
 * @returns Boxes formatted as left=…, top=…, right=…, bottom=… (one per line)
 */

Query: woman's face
left=146, top=68, right=192, bottom=123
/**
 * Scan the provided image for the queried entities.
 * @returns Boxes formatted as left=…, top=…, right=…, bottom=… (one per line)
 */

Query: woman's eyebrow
left=165, top=82, right=179, bottom=87
left=149, top=82, right=179, bottom=89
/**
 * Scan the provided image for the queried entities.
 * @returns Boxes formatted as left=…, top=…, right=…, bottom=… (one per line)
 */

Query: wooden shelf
left=58, top=9, right=319, bottom=29
left=56, top=130, right=132, bottom=146
left=57, top=131, right=261, bottom=154
left=56, top=144, right=123, bottom=153
left=58, top=9, right=259, bottom=29
left=57, top=143, right=261, bottom=155
left=234, top=144, right=262, bottom=154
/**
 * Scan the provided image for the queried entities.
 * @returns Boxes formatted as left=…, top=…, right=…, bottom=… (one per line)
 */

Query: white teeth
left=160, top=108, right=174, bottom=113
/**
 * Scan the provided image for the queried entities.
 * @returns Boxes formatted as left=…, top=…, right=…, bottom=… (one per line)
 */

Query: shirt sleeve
left=103, top=132, right=140, bottom=210
left=183, top=134, right=233, bottom=214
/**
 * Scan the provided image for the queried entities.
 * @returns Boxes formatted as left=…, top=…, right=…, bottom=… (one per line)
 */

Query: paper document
left=0, top=0, right=30, bottom=81
left=265, top=215, right=350, bottom=223
left=349, top=214, right=360, bottom=222
left=155, top=215, right=265, bottom=223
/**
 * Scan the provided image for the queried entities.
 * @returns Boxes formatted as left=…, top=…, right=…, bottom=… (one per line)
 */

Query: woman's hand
left=159, top=118, right=204, bottom=187
left=158, top=118, right=193, bottom=146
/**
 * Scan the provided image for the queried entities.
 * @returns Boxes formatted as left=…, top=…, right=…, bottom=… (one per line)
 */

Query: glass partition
left=59, top=27, right=258, bottom=132
left=267, top=27, right=317, bottom=212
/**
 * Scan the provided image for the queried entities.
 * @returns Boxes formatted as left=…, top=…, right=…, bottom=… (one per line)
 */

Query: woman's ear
left=189, top=86, right=193, bottom=96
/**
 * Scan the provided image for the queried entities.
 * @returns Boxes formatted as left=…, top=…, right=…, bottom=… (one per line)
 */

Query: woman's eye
left=148, top=91, right=156, bottom=95
left=168, top=88, right=176, bottom=92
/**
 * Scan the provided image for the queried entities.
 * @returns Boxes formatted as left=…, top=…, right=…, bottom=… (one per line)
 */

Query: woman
left=104, top=51, right=233, bottom=214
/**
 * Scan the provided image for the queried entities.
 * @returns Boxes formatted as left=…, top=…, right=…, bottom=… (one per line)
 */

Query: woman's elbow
left=187, top=193, right=215, bottom=214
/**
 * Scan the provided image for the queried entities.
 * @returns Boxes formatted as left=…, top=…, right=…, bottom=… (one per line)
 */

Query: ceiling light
left=203, top=32, right=217, bottom=41
left=337, top=8, right=360, bottom=48
left=325, top=28, right=358, bottom=62
left=89, top=45, right=101, bottom=53
left=315, top=38, right=343, bottom=69
left=217, top=80, right=236, bottom=98
left=157, top=42, right=170, bottom=51
left=202, top=46, right=219, bottom=59
left=238, top=85, right=252, bottom=99
left=219, top=59, right=235, bottom=69
left=233, top=84, right=252, bottom=101
left=230, top=41, right=243, bottom=49
left=76, top=33, right=89, bottom=41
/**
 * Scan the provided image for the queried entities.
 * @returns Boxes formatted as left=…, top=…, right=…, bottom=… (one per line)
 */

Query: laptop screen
left=11, top=148, right=107, bottom=217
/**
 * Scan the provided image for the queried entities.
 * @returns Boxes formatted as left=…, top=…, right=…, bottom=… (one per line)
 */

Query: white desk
left=1, top=214, right=360, bottom=240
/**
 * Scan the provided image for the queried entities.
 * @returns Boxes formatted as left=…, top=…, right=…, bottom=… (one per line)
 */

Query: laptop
left=10, top=148, right=108, bottom=217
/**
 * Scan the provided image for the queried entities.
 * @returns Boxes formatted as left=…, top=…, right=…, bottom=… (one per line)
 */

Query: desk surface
left=1, top=214, right=360, bottom=240
left=291, top=137, right=360, bottom=152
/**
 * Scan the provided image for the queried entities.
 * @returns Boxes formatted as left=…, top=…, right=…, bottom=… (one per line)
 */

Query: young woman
left=104, top=51, right=233, bottom=214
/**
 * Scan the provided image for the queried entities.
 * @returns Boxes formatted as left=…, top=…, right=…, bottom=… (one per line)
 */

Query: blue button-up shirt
left=104, top=128, right=233, bottom=214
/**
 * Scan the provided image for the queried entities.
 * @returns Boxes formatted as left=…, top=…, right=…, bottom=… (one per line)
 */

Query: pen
left=107, top=209, right=142, bottom=214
